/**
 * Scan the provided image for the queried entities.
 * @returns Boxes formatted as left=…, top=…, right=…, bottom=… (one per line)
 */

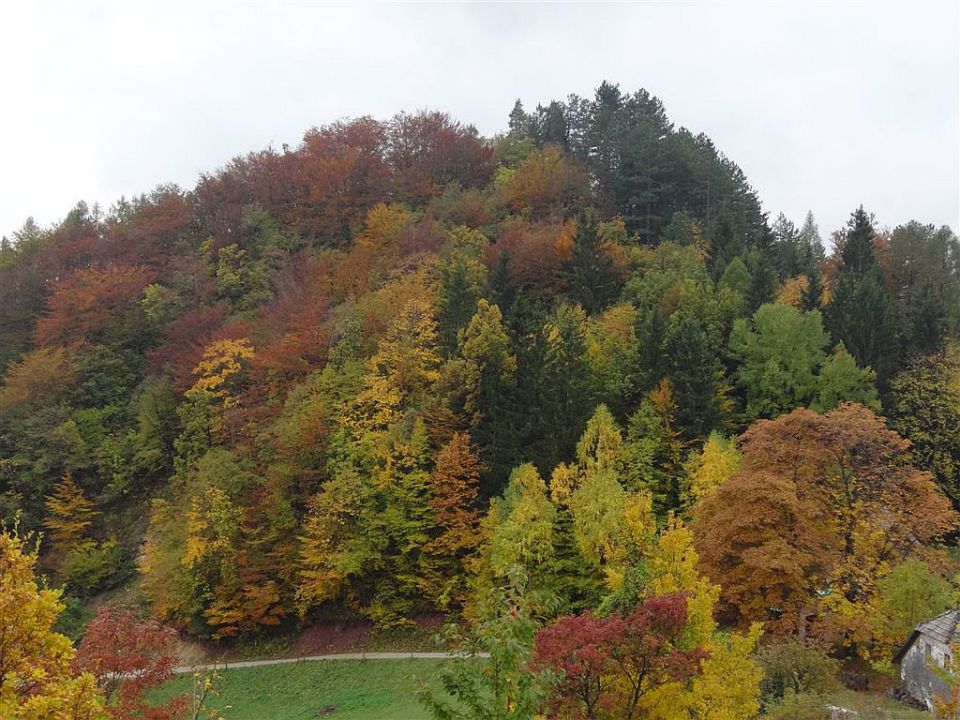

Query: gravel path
left=173, top=651, right=487, bottom=674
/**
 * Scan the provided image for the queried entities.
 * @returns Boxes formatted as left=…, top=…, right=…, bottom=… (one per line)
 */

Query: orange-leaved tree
left=426, top=432, right=483, bottom=606
left=694, top=403, right=958, bottom=641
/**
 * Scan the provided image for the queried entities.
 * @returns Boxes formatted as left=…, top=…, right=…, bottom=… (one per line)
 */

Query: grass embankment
left=156, top=658, right=449, bottom=720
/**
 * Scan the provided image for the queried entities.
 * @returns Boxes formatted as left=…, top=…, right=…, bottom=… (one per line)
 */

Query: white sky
left=1, top=1, right=957, bottom=241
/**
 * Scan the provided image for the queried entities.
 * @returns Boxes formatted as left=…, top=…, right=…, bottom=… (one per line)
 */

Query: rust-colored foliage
left=484, top=220, right=565, bottom=291
left=193, top=150, right=299, bottom=251
left=34, top=264, right=155, bottom=347
left=296, top=117, right=392, bottom=243
left=104, top=187, right=191, bottom=269
left=256, top=258, right=332, bottom=381
left=148, top=305, right=229, bottom=391
left=428, top=432, right=482, bottom=557
left=0, top=345, right=75, bottom=410
left=389, top=111, right=492, bottom=204
left=693, top=403, right=959, bottom=635
left=76, top=607, right=186, bottom=720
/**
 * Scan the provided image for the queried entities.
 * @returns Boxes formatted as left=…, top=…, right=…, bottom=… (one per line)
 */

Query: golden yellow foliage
left=685, top=624, right=764, bottom=720
left=686, top=432, right=741, bottom=505
left=0, top=530, right=105, bottom=719
left=353, top=297, right=441, bottom=431
left=554, top=218, right=577, bottom=260
left=548, top=463, right=578, bottom=508
left=605, top=490, right=657, bottom=591
left=647, top=515, right=720, bottom=647
left=775, top=274, right=809, bottom=308
left=187, top=338, right=254, bottom=407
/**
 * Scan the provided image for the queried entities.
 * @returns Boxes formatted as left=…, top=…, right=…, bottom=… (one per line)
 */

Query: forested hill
left=1, top=81, right=958, bottom=649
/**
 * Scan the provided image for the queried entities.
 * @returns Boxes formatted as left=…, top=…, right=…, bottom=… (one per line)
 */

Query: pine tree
left=560, top=209, right=620, bottom=315
left=459, top=299, right=518, bottom=495
left=772, top=213, right=801, bottom=279
left=798, top=211, right=826, bottom=265
left=437, top=257, right=481, bottom=355
left=802, top=262, right=824, bottom=311
left=508, top=99, right=529, bottom=137
left=707, top=205, right=743, bottom=280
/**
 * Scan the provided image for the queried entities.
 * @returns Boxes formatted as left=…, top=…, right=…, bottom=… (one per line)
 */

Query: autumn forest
left=2, top=82, right=959, bottom=719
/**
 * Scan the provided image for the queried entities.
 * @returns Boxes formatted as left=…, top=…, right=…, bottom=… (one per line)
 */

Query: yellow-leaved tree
left=684, top=432, right=741, bottom=505
left=187, top=337, right=255, bottom=408
left=644, top=516, right=763, bottom=720
left=43, top=471, right=97, bottom=560
left=0, top=529, right=105, bottom=720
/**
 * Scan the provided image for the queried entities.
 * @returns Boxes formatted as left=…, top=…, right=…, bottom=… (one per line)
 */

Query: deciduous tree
left=77, top=607, right=187, bottom=720
left=534, top=593, right=706, bottom=720
left=694, top=404, right=958, bottom=637
left=0, top=529, right=104, bottom=720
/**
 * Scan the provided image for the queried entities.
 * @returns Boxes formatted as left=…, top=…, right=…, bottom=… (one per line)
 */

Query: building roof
left=917, top=609, right=960, bottom=646
left=893, top=608, right=960, bottom=665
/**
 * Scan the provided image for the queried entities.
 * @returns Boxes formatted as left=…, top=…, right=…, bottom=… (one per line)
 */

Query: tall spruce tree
left=825, top=207, right=900, bottom=387
left=772, top=213, right=801, bottom=279
left=561, top=209, right=620, bottom=315
left=707, top=205, right=744, bottom=281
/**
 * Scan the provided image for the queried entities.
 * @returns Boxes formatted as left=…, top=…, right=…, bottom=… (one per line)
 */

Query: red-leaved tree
left=76, top=608, right=187, bottom=720
left=533, top=593, right=706, bottom=720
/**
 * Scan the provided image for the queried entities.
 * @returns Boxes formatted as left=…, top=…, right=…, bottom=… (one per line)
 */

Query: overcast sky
left=1, top=1, right=957, bottom=242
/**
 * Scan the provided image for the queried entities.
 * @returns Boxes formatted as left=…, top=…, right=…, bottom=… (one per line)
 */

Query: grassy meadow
left=156, top=658, right=450, bottom=720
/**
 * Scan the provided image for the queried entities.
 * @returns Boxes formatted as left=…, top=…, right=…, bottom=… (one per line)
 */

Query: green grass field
left=155, top=658, right=930, bottom=720
left=157, top=659, right=447, bottom=720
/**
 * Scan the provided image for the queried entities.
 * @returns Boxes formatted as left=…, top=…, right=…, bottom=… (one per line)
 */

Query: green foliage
left=560, top=209, right=621, bottom=314
left=888, top=221, right=960, bottom=354
left=730, top=303, right=879, bottom=419
left=718, top=256, right=752, bottom=298
left=622, top=393, right=685, bottom=513
left=662, top=292, right=729, bottom=439
left=661, top=211, right=699, bottom=246
left=60, top=538, right=127, bottom=597
left=826, top=207, right=901, bottom=386
left=870, top=559, right=954, bottom=655
left=486, top=464, right=556, bottom=578
left=812, top=343, right=880, bottom=413
left=419, top=573, right=554, bottom=720
left=756, top=639, right=840, bottom=705
left=730, top=303, right=829, bottom=419
left=889, top=346, right=960, bottom=504
left=51, top=594, right=93, bottom=643
left=436, top=227, right=487, bottom=353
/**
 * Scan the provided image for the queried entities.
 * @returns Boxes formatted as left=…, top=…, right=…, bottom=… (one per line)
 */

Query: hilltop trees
left=0, top=86, right=957, bottom=716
